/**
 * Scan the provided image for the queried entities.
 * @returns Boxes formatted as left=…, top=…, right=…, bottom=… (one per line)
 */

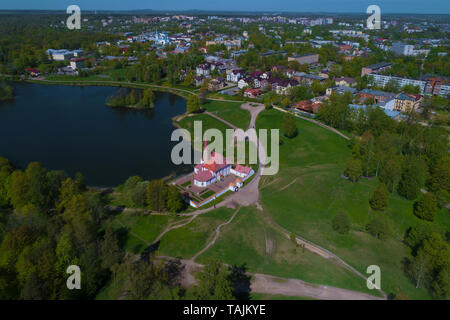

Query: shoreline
left=5, top=77, right=194, bottom=101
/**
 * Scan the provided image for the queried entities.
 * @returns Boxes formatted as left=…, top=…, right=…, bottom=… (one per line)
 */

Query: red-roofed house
left=244, top=88, right=261, bottom=98
left=294, top=100, right=322, bottom=114
left=26, top=68, right=41, bottom=77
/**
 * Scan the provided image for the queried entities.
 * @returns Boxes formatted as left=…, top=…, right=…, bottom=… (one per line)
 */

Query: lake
left=0, top=83, right=192, bottom=187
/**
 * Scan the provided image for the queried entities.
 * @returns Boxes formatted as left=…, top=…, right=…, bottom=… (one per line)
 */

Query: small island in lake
left=0, top=82, right=14, bottom=101
left=106, top=88, right=155, bottom=109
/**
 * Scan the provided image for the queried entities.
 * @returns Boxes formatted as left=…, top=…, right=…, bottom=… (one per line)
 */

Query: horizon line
left=0, top=9, right=449, bottom=15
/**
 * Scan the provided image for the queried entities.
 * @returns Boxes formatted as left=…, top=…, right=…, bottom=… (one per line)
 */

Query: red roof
left=234, top=164, right=251, bottom=175
left=71, top=58, right=87, bottom=62
left=194, top=170, right=214, bottom=182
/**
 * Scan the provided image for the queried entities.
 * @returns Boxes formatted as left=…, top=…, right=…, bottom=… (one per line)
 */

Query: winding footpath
left=148, top=102, right=384, bottom=299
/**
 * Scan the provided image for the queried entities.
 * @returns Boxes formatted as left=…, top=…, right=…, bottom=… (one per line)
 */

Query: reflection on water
left=0, top=83, right=192, bottom=187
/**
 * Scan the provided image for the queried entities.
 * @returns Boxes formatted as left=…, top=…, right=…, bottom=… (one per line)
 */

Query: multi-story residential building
left=361, top=62, right=392, bottom=77
left=288, top=53, right=319, bottom=65
left=393, top=93, right=423, bottom=112
left=358, top=89, right=397, bottom=103
left=369, top=73, right=427, bottom=94
left=424, top=77, right=450, bottom=97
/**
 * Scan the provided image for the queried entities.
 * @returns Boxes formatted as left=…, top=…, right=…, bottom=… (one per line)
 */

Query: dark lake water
left=0, top=83, right=192, bottom=187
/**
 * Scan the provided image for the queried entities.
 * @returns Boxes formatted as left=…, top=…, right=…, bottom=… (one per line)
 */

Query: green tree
left=282, top=112, right=297, bottom=138
left=146, top=180, right=168, bottom=212
left=186, top=95, right=201, bottom=113
left=101, top=227, right=123, bottom=288
left=397, top=157, right=427, bottom=200
left=369, top=183, right=389, bottom=211
left=141, top=89, right=155, bottom=108
left=414, top=193, right=438, bottom=222
left=428, top=156, right=450, bottom=193
left=166, top=185, right=184, bottom=213
left=332, top=211, right=351, bottom=234
left=366, top=215, right=392, bottom=240
left=193, top=260, right=234, bottom=300
left=344, top=158, right=363, bottom=182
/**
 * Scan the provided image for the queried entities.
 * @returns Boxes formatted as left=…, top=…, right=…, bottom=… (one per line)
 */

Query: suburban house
left=393, top=93, right=423, bottom=112
left=273, top=79, right=299, bottom=95
left=195, top=76, right=204, bottom=87
left=288, top=53, right=319, bottom=65
left=226, top=68, right=245, bottom=83
left=334, top=77, right=356, bottom=87
left=238, top=78, right=251, bottom=89
left=293, top=72, right=327, bottom=86
left=70, top=58, right=87, bottom=70
left=196, top=64, right=211, bottom=77
left=294, top=100, right=322, bottom=114
left=326, top=86, right=358, bottom=96
left=208, top=78, right=225, bottom=91
left=243, top=88, right=261, bottom=98
left=26, top=68, right=41, bottom=77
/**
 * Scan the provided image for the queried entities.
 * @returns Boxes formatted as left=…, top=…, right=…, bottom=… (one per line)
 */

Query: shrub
left=366, top=215, right=392, bottom=240
left=332, top=212, right=351, bottom=234
left=369, top=183, right=389, bottom=211
left=414, top=192, right=438, bottom=222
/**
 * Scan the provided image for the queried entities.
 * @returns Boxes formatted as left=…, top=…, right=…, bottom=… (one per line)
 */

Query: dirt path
left=204, top=111, right=238, bottom=129
left=190, top=207, right=241, bottom=261
left=278, top=177, right=298, bottom=192
left=258, top=209, right=387, bottom=298
left=250, top=273, right=384, bottom=300
left=156, top=256, right=384, bottom=300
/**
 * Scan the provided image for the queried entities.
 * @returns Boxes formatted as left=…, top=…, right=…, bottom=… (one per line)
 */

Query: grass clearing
left=256, top=108, right=450, bottom=299
left=197, top=206, right=380, bottom=296
left=157, top=208, right=235, bottom=258
left=201, top=100, right=251, bottom=129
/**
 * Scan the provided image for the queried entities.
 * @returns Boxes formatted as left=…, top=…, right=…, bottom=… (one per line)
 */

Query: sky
left=0, top=0, right=449, bottom=14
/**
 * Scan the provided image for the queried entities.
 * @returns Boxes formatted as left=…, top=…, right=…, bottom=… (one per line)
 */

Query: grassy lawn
left=197, top=206, right=380, bottom=296
left=157, top=208, right=236, bottom=258
left=106, top=212, right=181, bottom=254
left=256, top=108, right=450, bottom=299
left=201, top=100, right=251, bottom=129
left=177, top=113, right=231, bottom=150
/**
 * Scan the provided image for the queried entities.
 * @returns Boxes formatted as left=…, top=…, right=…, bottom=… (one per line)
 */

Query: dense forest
left=0, top=156, right=251, bottom=299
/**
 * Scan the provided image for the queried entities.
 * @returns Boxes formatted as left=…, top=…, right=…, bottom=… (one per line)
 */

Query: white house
left=238, top=78, right=250, bottom=89
left=227, top=69, right=244, bottom=83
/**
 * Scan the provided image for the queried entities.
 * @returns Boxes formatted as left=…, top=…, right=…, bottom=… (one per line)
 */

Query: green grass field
left=106, top=212, right=181, bottom=254
left=157, top=208, right=236, bottom=258
left=196, top=206, right=381, bottom=296
left=201, top=100, right=251, bottom=129
left=255, top=108, right=450, bottom=299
